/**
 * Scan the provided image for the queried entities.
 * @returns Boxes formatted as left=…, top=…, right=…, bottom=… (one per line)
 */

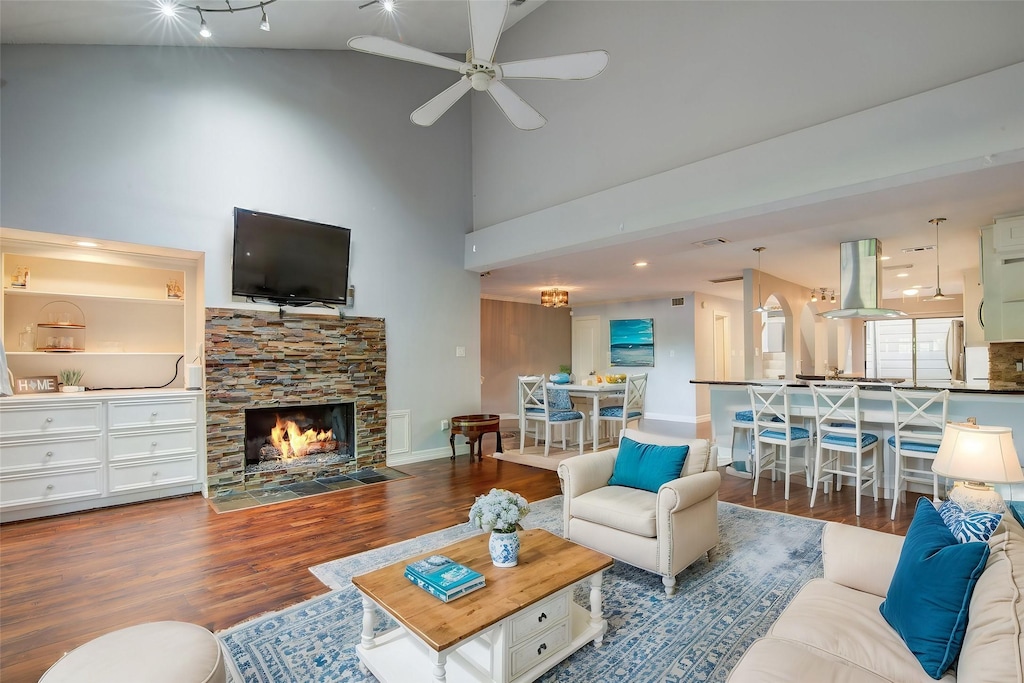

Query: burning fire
left=270, top=415, right=335, bottom=459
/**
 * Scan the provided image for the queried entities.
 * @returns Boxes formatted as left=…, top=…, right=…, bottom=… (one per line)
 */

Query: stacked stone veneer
left=205, top=308, right=386, bottom=497
left=990, top=342, right=1024, bottom=389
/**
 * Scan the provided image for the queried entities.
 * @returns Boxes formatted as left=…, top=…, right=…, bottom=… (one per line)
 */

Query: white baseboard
left=387, top=444, right=470, bottom=467
left=644, top=412, right=711, bottom=424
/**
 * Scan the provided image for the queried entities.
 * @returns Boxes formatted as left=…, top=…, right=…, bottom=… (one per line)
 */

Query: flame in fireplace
left=270, top=416, right=334, bottom=459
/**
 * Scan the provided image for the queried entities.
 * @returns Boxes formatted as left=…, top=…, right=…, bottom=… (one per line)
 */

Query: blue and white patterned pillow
left=937, top=499, right=1002, bottom=543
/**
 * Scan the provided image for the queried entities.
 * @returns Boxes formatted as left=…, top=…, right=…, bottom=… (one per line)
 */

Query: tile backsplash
left=989, top=342, right=1024, bottom=387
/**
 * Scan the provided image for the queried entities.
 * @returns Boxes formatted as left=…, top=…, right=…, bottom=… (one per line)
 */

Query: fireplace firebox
left=243, top=403, right=355, bottom=473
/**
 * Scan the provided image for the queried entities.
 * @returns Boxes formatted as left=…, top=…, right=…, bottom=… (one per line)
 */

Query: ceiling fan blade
left=498, top=50, right=609, bottom=80
left=487, top=80, right=546, bottom=131
left=348, top=35, right=465, bottom=72
left=468, top=0, right=508, bottom=64
left=411, top=77, right=473, bottom=127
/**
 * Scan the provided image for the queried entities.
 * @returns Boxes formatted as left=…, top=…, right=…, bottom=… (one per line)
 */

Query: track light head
left=198, top=11, right=211, bottom=38
left=259, top=4, right=270, bottom=31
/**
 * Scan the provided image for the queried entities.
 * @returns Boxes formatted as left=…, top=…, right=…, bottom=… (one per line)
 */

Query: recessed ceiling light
left=879, top=255, right=891, bottom=261
left=74, top=240, right=100, bottom=248
left=903, top=289, right=919, bottom=296
left=633, top=261, right=648, bottom=267
left=896, top=272, right=909, bottom=278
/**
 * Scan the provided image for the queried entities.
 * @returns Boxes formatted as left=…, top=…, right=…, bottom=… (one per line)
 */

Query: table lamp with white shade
left=932, top=422, right=1024, bottom=513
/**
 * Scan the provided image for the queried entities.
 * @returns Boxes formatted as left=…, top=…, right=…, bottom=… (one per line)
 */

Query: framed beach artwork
left=609, top=318, right=655, bottom=367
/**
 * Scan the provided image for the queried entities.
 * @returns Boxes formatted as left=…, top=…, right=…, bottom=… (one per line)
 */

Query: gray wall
left=0, top=45, right=477, bottom=458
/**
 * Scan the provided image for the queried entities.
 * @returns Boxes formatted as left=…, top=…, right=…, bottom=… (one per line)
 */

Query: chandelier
left=540, top=289, right=569, bottom=308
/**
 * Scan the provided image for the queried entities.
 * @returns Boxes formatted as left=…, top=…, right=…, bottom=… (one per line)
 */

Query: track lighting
left=166, top=1, right=278, bottom=39
left=810, top=290, right=818, bottom=303
left=358, top=0, right=396, bottom=12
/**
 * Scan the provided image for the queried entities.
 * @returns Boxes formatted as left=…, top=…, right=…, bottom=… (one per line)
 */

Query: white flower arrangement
left=469, top=488, right=530, bottom=534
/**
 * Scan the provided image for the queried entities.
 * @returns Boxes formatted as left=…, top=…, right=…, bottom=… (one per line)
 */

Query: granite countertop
left=689, top=378, right=1024, bottom=395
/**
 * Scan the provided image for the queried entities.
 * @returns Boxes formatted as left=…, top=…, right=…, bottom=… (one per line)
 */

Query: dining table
left=556, top=381, right=629, bottom=452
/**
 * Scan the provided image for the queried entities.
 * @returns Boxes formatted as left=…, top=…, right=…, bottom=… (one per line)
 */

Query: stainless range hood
left=820, top=239, right=907, bottom=320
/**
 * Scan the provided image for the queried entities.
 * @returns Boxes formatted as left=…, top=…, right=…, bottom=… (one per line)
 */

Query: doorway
left=572, top=315, right=601, bottom=380
left=713, top=312, right=730, bottom=381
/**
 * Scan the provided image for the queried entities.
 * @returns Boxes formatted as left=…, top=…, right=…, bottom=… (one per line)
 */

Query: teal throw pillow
left=1008, top=501, right=1024, bottom=530
left=937, top=499, right=1002, bottom=543
left=607, top=436, right=689, bottom=493
left=879, top=497, right=990, bottom=679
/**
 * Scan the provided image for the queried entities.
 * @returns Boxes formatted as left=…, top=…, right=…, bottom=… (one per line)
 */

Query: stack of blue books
left=404, top=555, right=486, bottom=602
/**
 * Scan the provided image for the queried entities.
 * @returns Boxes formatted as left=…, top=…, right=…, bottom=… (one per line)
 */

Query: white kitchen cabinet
left=0, top=390, right=205, bottom=522
left=981, top=216, right=1024, bottom=342
left=962, top=267, right=986, bottom=347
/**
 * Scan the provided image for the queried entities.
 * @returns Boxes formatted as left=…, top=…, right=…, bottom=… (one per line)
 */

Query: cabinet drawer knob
left=46, top=484, right=54, bottom=490
left=153, top=471, right=159, bottom=476
left=45, top=417, right=54, bottom=423
left=151, top=441, right=158, bottom=447
left=45, top=451, right=54, bottom=458
left=537, top=612, right=547, bottom=623
left=537, top=643, right=547, bottom=656
left=151, top=411, right=159, bottom=417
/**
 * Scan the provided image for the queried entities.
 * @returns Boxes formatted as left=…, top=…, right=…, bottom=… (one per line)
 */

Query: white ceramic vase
left=488, top=530, right=520, bottom=567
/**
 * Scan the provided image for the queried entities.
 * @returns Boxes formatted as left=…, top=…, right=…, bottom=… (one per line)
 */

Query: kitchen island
left=692, top=379, right=1024, bottom=500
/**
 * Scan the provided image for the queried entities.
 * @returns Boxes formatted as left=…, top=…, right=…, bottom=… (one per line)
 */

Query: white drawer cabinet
left=508, top=592, right=569, bottom=646
left=108, top=455, right=200, bottom=493
left=108, top=398, right=197, bottom=429
left=508, top=618, right=570, bottom=679
left=0, top=390, right=204, bottom=522
left=1, top=402, right=102, bottom=439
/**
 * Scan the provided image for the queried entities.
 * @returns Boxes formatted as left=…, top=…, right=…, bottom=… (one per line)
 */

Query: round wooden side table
left=449, top=414, right=502, bottom=461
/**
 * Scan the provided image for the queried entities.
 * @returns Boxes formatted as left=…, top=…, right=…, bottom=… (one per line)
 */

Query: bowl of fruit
left=604, top=374, right=627, bottom=384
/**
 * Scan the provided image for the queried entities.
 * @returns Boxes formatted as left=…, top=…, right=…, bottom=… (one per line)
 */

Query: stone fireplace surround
left=205, top=308, right=387, bottom=498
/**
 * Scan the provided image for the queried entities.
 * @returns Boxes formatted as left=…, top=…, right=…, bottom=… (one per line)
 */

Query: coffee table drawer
left=509, top=592, right=569, bottom=646
left=509, top=618, right=570, bottom=679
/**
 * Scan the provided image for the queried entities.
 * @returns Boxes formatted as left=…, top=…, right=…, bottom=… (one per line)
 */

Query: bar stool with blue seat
left=889, top=387, right=950, bottom=520
left=809, top=384, right=881, bottom=516
left=749, top=385, right=812, bottom=500
left=729, top=409, right=782, bottom=475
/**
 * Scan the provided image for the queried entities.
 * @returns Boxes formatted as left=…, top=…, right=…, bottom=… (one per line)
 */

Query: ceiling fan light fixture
left=470, top=71, right=491, bottom=91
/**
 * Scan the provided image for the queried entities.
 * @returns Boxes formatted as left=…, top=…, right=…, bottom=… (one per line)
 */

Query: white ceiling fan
left=347, top=0, right=609, bottom=130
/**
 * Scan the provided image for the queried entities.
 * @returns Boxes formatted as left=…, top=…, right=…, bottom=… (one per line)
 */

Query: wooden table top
left=351, top=528, right=613, bottom=652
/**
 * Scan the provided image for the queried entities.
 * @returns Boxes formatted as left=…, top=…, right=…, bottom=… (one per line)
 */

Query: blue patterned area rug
left=218, top=497, right=824, bottom=683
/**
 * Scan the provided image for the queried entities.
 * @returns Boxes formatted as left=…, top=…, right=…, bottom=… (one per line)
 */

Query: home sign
left=14, top=375, right=60, bottom=394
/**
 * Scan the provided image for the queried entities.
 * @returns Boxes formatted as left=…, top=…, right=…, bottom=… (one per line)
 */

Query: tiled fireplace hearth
left=205, top=308, right=387, bottom=497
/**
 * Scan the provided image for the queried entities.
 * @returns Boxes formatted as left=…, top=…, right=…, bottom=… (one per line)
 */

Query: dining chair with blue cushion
left=521, top=378, right=586, bottom=456
left=748, top=385, right=811, bottom=500
left=809, top=384, right=881, bottom=516
left=594, top=373, right=647, bottom=445
left=889, top=388, right=950, bottom=520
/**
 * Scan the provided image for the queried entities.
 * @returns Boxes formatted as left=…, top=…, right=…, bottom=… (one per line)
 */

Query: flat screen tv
left=232, top=207, right=351, bottom=305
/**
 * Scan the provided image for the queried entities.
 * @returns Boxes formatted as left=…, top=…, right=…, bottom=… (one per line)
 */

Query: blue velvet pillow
left=607, top=436, right=689, bottom=493
left=879, top=497, right=990, bottom=679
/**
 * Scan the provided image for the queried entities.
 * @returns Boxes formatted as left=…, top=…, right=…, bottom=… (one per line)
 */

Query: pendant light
left=926, top=217, right=952, bottom=301
left=751, top=247, right=768, bottom=313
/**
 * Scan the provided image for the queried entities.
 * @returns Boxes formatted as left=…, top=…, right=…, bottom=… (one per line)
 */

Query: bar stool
left=749, top=385, right=811, bottom=500
left=729, top=409, right=782, bottom=474
left=889, top=388, right=950, bottom=520
left=809, top=385, right=881, bottom=517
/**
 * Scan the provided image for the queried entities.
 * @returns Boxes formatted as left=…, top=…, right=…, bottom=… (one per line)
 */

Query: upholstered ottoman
left=39, top=621, right=226, bottom=683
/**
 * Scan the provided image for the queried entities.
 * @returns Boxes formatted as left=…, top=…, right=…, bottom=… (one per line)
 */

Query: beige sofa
left=557, top=429, right=720, bottom=595
left=728, top=514, right=1024, bottom=682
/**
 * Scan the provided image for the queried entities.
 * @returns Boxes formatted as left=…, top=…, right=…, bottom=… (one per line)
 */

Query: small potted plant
left=469, top=488, right=530, bottom=567
left=59, top=368, right=85, bottom=392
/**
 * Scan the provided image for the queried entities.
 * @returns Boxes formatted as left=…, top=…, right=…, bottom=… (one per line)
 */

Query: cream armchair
left=557, top=428, right=720, bottom=596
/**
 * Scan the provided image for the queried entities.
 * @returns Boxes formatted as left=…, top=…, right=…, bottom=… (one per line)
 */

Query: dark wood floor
left=0, top=453, right=923, bottom=682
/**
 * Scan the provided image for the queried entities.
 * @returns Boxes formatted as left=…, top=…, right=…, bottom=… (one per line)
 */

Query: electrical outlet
left=455, top=346, right=466, bottom=357
left=441, top=419, right=450, bottom=431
